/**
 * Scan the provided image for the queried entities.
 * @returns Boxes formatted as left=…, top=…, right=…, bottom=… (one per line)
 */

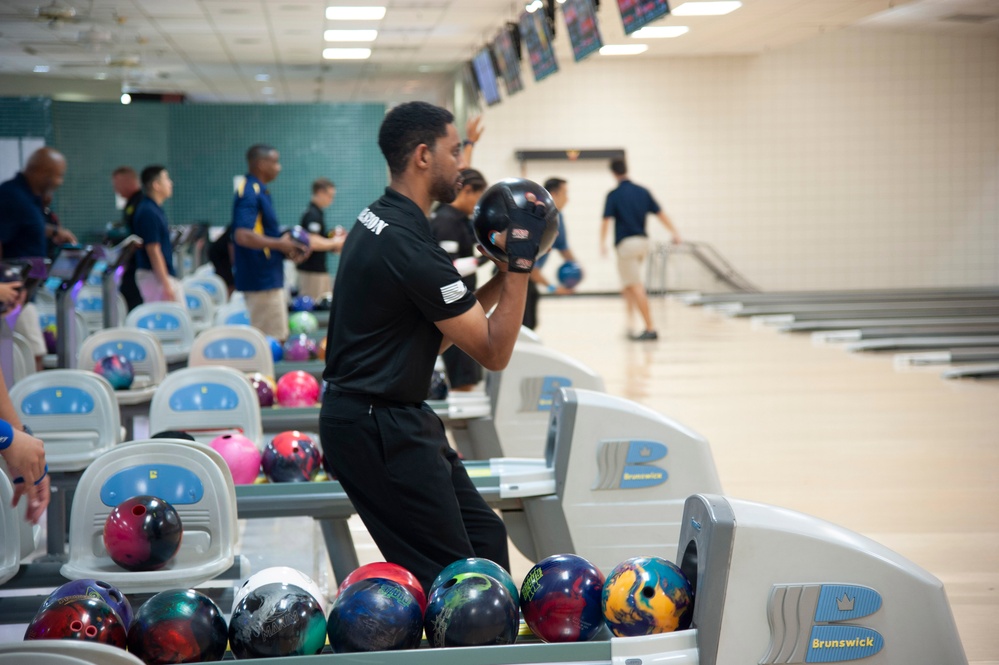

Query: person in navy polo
left=133, top=165, right=184, bottom=304
left=0, top=147, right=76, bottom=369
left=232, top=144, right=309, bottom=341
left=600, top=158, right=682, bottom=341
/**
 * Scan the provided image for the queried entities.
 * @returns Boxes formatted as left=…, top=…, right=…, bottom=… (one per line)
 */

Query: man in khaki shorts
left=231, top=144, right=310, bottom=341
left=600, top=158, right=681, bottom=341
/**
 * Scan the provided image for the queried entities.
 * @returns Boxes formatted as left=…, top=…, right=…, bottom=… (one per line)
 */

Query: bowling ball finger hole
left=70, top=621, right=83, bottom=632
left=131, top=505, right=146, bottom=517
left=443, top=579, right=457, bottom=589
left=642, top=587, right=656, bottom=598
left=85, top=626, right=97, bottom=637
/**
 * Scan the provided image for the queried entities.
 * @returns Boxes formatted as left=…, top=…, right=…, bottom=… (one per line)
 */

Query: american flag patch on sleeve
left=440, top=280, right=468, bottom=304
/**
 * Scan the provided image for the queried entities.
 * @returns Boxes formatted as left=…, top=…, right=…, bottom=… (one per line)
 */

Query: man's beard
left=431, top=170, right=459, bottom=205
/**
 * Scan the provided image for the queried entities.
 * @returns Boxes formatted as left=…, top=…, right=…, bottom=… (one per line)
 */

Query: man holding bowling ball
left=320, top=101, right=551, bottom=592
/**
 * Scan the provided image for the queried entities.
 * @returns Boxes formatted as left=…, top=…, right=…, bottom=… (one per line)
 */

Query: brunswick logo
left=760, top=584, right=883, bottom=664
left=593, top=439, right=668, bottom=490
left=518, top=376, right=572, bottom=412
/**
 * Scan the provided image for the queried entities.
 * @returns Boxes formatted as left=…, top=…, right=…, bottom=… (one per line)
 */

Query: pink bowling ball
left=209, top=433, right=262, bottom=485
left=275, top=371, right=320, bottom=408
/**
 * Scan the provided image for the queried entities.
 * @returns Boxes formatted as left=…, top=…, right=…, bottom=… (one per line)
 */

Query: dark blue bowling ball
left=39, top=579, right=133, bottom=630
left=291, top=295, right=315, bottom=312
left=327, top=578, right=423, bottom=653
left=557, top=261, right=584, bottom=289
left=521, top=553, right=605, bottom=642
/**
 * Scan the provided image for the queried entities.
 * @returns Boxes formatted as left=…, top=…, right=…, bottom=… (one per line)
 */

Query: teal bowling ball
left=425, top=572, right=519, bottom=647
left=94, top=354, right=135, bottom=390
left=127, top=589, right=227, bottom=664
left=431, top=557, right=518, bottom=606
left=601, top=556, right=693, bottom=636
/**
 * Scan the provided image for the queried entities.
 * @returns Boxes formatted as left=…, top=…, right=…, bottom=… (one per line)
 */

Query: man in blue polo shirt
left=133, top=165, right=184, bottom=304
left=0, top=147, right=76, bottom=369
left=232, top=144, right=309, bottom=341
left=600, top=158, right=682, bottom=341
left=524, top=177, right=579, bottom=330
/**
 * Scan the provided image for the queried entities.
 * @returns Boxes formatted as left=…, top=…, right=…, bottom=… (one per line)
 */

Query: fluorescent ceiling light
left=323, top=47, right=372, bottom=59
left=325, top=6, right=386, bottom=20
left=33, top=65, right=50, bottom=73
left=599, top=44, right=649, bottom=56
left=631, top=26, right=689, bottom=38
left=525, top=0, right=543, bottom=12
left=324, top=29, right=378, bottom=42
left=255, top=73, right=270, bottom=81
left=671, top=1, right=742, bottom=16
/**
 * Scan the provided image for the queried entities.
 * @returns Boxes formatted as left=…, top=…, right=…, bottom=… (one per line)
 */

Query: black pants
left=319, top=391, right=509, bottom=592
left=121, top=256, right=142, bottom=311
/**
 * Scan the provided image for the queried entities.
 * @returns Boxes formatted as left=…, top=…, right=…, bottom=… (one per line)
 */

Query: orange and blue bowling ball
left=327, top=578, right=423, bottom=653
left=229, top=582, right=326, bottom=658
left=520, top=553, right=605, bottom=643
left=127, top=589, right=227, bottom=664
left=424, top=572, right=519, bottom=647
left=93, top=354, right=134, bottom=390
left=102, top=495, right=183, bottom=572
left=602, top=555, right=693, bottom=636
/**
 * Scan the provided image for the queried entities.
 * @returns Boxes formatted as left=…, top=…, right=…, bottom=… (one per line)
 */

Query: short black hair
left=140, top=165, right=167, bottom=191
left=312, top=177, right=335, bottom=194
left=246, top=143, right=277, bottom=166
left=544, top=177, right=566, bottom=194
left=378, top=102, right=454, bottom=177
left=151, top=430, right=195, bottom=441
left=610, top=158, right=627, bottom=176
left=461, top=168, right=487, bottom=192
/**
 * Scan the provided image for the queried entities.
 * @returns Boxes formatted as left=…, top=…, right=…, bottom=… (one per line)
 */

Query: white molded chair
left=0, top=641, right=144, bottom=665
left=149, top=366, right=262, bottom=446
left=0, top=471, right=19, bottom=585
left=125, top=302, right=194, bottom=365
left=183, top=273, right=228, bottom=308
left=60, top=439, right=237, bottom=594
left=12, top=331, right=36, bottom=384
left=10, top=370, right=122, bottom=473
left=189, top=325, right=274, bottom=377
left=77, top=328, right=167, bottom=405
left=76, top=286, right=127, bottom=335
left=212, top=302, right=250, bottom=327
left=184, top=284, right=216, bottom=334
left=37, top=304, right=88, bottom=370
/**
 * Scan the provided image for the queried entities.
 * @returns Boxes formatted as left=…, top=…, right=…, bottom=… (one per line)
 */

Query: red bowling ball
left=262, top=431, right=322, bottom=482
left=103, top=495, right=183, bottom=572
left=25, top=596, right=127, bottom=647
left=276, top=370, right=320, bottom=407
left=338, top=562, right=426, bottom=615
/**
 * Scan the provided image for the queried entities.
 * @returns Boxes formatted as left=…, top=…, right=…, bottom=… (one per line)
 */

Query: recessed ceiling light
left=599, top=44, right=649, bottom=56
left=33, top=65, right=50, bottom=73
left=120, top=93, right=132, bottom=104
left=323, top=47, right=371, bottom=60
left=324, top=29, right=378, bottom=42
left=325, top=6, right=386, bottom=20
left=671, top=1, right=742, bottom=16
left=631, top=26, right=689, bottom=38
left=255, top=73, right=270, bottom=81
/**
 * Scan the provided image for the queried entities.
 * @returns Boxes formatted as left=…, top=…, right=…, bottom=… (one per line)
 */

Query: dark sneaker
left=631, top=330, right=659, bottom=341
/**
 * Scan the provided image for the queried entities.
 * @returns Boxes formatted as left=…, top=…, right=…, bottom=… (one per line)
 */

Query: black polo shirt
left=429, top=203, right=477, bottom=290
left=123, top=190, right=143, bottom=228
left=323, top=188, right=477, bottom=404
left=297, top=202, right=327, bottom=273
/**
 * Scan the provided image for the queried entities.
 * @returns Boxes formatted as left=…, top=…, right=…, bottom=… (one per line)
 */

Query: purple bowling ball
left=283, top=334, right=317, bottom=362
left=94, top=355, right=135, bottom=390
left=247, top=373, right=275, bottom=408
left=290, top=225, right=311, bottom=247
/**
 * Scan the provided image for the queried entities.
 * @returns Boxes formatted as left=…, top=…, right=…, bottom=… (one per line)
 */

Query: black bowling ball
left=472, top=178, right=560, bottom=264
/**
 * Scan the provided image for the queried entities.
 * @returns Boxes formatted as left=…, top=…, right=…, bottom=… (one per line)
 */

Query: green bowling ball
left=288, top=311, right=319, bottom=335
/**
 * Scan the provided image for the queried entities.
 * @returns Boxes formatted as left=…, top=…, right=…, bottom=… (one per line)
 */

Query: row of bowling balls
left=210, top=430, right=322, bottom=484
left=328, top=552, right=693, bottom=653
left=247, top=370, right=319, bottom=408
left=267, top=332, right=325, bottom=363
left=288, top=293, right=332, bottom=313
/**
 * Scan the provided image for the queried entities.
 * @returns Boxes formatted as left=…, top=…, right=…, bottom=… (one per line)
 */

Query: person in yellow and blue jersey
left=232, top=144, right=310, bottom=341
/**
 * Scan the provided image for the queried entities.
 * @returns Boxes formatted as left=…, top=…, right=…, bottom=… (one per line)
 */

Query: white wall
left=469, top=28, right=999, bottom=293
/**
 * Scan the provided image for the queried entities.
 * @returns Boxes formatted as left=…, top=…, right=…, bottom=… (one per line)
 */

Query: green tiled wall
left=0, top=97, right=51, bottom=140
left=3, top=98, right=387, bottom=276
